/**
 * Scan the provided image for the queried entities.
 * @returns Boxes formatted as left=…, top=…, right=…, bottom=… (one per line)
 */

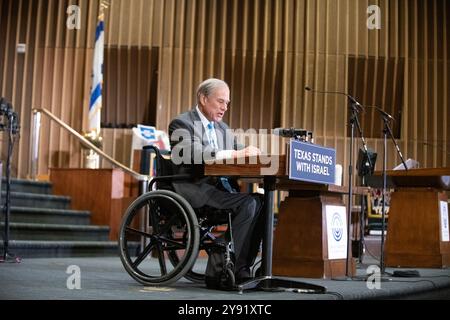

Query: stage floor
left=1, top=245, right=449, bottom=301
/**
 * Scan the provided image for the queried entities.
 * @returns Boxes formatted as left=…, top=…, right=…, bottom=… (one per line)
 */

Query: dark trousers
left=204, top=189, right=264, bottom=275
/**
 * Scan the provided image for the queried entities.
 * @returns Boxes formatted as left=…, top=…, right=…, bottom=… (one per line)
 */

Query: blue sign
left=138, top=124, right=156, bottom=140
left=289, top=140, right=336, bottom=185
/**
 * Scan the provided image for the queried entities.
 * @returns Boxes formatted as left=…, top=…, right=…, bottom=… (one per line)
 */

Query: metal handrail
left=31, top=107, right=149, bottom=182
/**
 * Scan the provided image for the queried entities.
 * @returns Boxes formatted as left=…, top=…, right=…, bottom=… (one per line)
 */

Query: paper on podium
left=393, top=158, right=420, bottom=170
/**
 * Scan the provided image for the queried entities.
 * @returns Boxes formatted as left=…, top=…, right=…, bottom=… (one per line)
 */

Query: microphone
left=273, top=127, right=313, bottom=142
left=366, top=106, right=395, bottom=121
left=305, top=86, right=364, bottom=112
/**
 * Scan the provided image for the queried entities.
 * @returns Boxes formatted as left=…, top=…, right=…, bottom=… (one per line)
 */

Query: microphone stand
left=304, top=86, right=371, bottom=275
left=0, top=111, right=21, bottom=263
left=378, top=112, right=407, bottom=274
left=345, top=100, right=363, bottom=277
left=351, top=111, right=372, bottom=265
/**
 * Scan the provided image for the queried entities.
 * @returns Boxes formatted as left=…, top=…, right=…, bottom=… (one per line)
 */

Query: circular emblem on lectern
left=331, top=212, right=344, bottom=242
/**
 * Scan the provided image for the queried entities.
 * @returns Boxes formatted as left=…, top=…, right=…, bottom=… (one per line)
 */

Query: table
left=205, top=155, right=364, bottom=291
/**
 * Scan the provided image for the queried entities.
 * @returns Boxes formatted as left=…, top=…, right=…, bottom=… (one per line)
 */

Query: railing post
left=139, top=179, right=149, bottom=253
left=138, top=149, right=151, bottom=253
left=29, top=110, right=41, bottom=180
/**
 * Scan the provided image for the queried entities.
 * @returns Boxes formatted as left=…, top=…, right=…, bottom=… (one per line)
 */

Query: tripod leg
left=358, top=192, right=366, bottom=263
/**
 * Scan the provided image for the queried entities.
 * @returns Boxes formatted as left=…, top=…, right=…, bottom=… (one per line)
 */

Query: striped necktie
left=207, top=122, right=217, bottom=149
left=207, top=122, right=235, bottom=193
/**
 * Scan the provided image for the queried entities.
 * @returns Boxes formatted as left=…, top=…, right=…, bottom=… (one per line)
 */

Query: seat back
left=143, top=145, right=175, bottom=190
left=154, top=151, right=174, bottom=178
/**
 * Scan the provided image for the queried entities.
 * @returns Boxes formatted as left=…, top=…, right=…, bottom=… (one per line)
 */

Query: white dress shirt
left=196, top=105, right=234, bottom=160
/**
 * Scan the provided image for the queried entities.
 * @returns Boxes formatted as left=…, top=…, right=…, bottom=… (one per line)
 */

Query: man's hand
left=233, top=146, right=261, bottom=158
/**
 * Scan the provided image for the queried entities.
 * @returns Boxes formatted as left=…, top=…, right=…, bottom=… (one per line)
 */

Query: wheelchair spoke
left=156, top=243, right=167, bottom=275
left=158, top=236, right=186, bottom=250
left=125, top=226, right=152, bottom=238
left=132, top=241, right=156, bottom=268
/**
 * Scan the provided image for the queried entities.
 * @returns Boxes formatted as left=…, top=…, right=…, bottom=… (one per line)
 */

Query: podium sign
left=325, top=205, right=348, bottom=259
left=289, top=140, right=336, bottom=184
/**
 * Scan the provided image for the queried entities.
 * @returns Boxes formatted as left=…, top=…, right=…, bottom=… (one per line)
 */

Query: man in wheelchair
left=169, top=78, right=264, bottom=284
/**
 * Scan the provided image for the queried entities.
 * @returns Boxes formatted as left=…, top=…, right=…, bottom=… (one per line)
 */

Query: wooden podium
left=369, top=168, right=450, bottom=268
left=49, top=168, right=138, bottom=240
left=271, top=184, right=358, bottom=278
left=205, top=155, right=359, bottom=279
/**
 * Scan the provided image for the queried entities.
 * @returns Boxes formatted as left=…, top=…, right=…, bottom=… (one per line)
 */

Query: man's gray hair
left=196, top=78, right=229, bottom=102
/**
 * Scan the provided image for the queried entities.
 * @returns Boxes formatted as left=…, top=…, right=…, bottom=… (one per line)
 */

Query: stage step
left=0, top=240, right=139, bottom=258
left=6, top=206, right=91, bottom=225
left=0, top=178, right=123, bottom=258
left=2, top=222, right=110, bottom=241
left=1, top=191, right=71, bottom=209
left=1, top=178, right=52, bottom=194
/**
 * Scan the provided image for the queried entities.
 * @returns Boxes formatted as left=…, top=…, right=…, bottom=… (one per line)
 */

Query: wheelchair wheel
left=118, top=190, right=200, bottom=286
left=165, top=193, right=205, bottom=284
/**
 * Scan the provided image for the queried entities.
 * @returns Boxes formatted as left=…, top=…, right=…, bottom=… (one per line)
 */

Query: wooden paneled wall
left=0, top=0, right=448, bottom=181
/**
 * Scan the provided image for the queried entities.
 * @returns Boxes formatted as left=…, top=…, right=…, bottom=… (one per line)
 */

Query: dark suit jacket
left=168, top=108, right=243, bottom=208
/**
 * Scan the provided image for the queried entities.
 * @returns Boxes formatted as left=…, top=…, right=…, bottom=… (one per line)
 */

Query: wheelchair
left=118, top=145, right=236, bottom=287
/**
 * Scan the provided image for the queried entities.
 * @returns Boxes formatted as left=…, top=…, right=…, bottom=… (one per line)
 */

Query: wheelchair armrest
left=149, top=174, right=193, bottom=190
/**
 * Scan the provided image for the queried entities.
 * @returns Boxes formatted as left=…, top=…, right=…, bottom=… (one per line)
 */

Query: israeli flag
left=88, top=15, right=104, bottom=134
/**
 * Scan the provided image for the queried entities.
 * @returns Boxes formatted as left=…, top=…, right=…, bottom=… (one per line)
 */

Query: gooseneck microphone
left=366, top=106, right=395, bottom=122
left=273, top=127, right=314, bottom=142
left=273, top=128, right=308, bottom=138
left=305, top=86, right=364, bottom=112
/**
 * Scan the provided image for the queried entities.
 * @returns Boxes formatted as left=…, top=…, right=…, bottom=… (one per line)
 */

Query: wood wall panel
left=0, top=0, right=448, bottom=183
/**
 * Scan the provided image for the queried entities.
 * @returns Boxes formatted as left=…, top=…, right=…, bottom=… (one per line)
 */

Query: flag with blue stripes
left=88, top=14, right=104, bottom=134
